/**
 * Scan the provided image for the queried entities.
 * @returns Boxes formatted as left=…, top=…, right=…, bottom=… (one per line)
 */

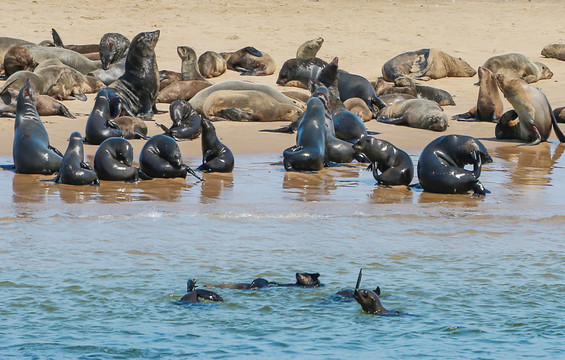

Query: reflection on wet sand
left=494, top=144, right=565, bottom=187
left=200, top=172, right=234, bottom=203
left=12, top=173, right=58, bottom=204
left=368, top=185, right=415, bottom=205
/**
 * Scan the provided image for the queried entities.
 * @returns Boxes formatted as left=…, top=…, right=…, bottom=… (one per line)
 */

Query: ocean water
left=0, top=144, right=564, bottom=359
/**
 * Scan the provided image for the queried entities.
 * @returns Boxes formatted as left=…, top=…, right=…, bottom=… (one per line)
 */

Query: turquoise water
left=1, top=145, right=564, bottom=359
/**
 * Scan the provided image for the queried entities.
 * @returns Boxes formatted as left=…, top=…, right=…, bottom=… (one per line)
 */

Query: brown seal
left=377, top=93, right=417, bottom=107
left=156, top=80, right=211, bottom=103
left=3, top=45, right=37, bottom=77
left=495, top=74, right=565, bottom=145
left=541, top=43, right=565, bottom=61
left=113, top=116, right=149, bottom=139
left=0, top=87, right=74, bottom=118
left=377, top=99, right=448, bottom=131
left=0, top=36, right=35, bottom=74
left=482, top=53, right=552, bottom=83
left=454, top=66, right=503, bottom=122
left=382, top=48, right=476, bottom=81
left=202, top=89, right=303, bottom=122
left=198, top=50, right=227, bottom=78
left=344, top=98, right=373, bottom=122
left=296, top=37, right=324, bottom=58
left=281, top=90, right=310, bottom=104
left=220, top=46, right=276, bottom=76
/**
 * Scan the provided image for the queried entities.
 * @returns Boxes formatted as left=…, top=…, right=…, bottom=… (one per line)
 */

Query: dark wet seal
left=204, top=278, right=274, bottom=290
left=273, top=272, right=322, bottom=287
left=353, top=269, right=403, bottom=316
left=177, top=279, right=223, bottom=304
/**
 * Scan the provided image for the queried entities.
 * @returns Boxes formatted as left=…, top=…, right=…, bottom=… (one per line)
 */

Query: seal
left=107, top=30, right=160, bottom=120
left=377, top=99, right=449, bottom=131
left=482, top=53, right=552, bottom=83
left=54, top=131, right=100, bottom=186
left=274, top=273, right=321, bottom=287
left=204, top=278, right=272, bottom=289
left=352, top=269, right=402, bottom=316
left=392, top=76, right=455, bottom=106
left=2, top=45, right=37, bottom=77
left=198, top=50, right=227, bottom=78
left=1, top=87, right=74, bottom=118
left=541, top=43, right=565, bottom=61
left=139, top=134, right=201, bottom=180
left=22, top=44, right=102, bottom=74
left=220, top=46, right=276, bottom=76
left=344, top=98, right=373, bottom=122
left=381, top=48, right=476, bottom=81
left=554, top=106, right=565, bottom=123
left=495, top=74, right=565, bottom=145
left=189, top=80, right=302, bottom=113
left=202, top=89, right=303, bottom=122
left=197, top=118, right=235, bottom=173
left=93, top=137, right=141, bottom=181
left=88, top=33, right=131, bottom=85
left=281, top=90, right=310, bottom=104
left=417, top=134, right=492, bottom=196
left=296, top=37, right=324, bottom=58
left=156, top=100, right=202, bottom=140
left=454, top=66, right=503, bottom=122
left=156, top=80, right=211, bottom=103
left=377, top=93, right=417, bottom=107
left=85, top=88, right=123, bottom=145
left=12, top=80, right=63, bottom=174
left=353, top=136, right=414, bottom=186
left=177, top=279, right=223, bottom=304
left=283, top=97, right=327, bottom=172
left=50, top=29, right=100, bottom=56
left=0, top=36, right=35, bottom=74
left=112, top=116, right=148, bottom=140
left=372, top=78, right=418, bottom=97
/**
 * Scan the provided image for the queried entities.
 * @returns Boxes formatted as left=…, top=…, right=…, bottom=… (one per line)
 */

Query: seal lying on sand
left=198, top=50, right=227, bottom=78
left=55, top=131, right=100, bottom=186
left=495, top=74, right=565, bottom=145
left=541, top=43, right=565, bottom=61
left=377, top=99, right=448, bottom=131
left=482, top=53, right=552, bottom=83
left=113, top=116, right=148, bottom=140
left=417, top=135, right=492, bottom=196
left=296, top=37, right=324, bottom=58
left=177, top=279, right=223, bottom=303
left=221, top=46, right=276, bottom=76
left=381, top=48, right=476, bottom=81
left=1, top=87, right=74, bottom=118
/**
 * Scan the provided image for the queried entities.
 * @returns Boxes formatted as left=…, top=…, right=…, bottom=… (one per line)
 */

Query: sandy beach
left=2, top=0, right=565, bottom=159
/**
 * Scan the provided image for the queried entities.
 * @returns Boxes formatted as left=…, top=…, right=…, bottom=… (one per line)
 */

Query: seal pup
left=107, top=30, right=160, bottom=120
left=0, top=36, right=35, bottom=74
left=54, top=131, right=100, bottom=186
left=139, top=134, right=202, bottom=180
left=93, top=138, right=141, bottom=181
left=296, top=37, right=324, bottom=58
left=2, top=45, right=37, bottom=77
left=85, top=88, right=123, bottom=145
left=482, top=53, right=552, bottom=83
left=495, top=74, right=565, bottom=145
left=541, top=43, right=565, bottom=61
left=353, top=269, right=402, bottom=316
left=453, top=66, right=503, bottom=122
left=177, top=279, right=223, bottom=304
left=197, top=118, right=234, bottom=173
left=417, top=135, right=492, bottom=196
left=377, top=99, right=449, bottom=132
left=12, top=80, right=63, bottom=174
left=198, top=50, right=227, bottom=78
left=283, top=97, right=327, bottom=172
left=353, top=136, right=414, bottom=186
left=204, top=278, right=273, bottom=289
left=381, top=48, right=476, bottom=81
left=0, top=87, right=74, bottom=118
left=202, top=89, right=303, bottom=122
left=156, top=100, right=202, bottom=140
left=220, top=46, right=276, bottom=76
left=156, top=80, right=211, bottom=103
left=344, top=98, right=373, bottom=122
left=112, top=116, right=148, bottom=140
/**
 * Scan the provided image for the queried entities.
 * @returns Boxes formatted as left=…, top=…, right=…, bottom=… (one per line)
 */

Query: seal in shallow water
left=417, top=134, right=492, bottom=196
left=85, top=88, right=123, bottom=145
left=55, top=131, right=100, bottom=186
left=93, top=137, right=141, bottom=181
left=139, top=134, right=202, bottom=180
left=12, top=80, right=63, bottom=174
left=197, top=118, right=234, bottom=173
left=156, top=100, right=202, bottom=140
left=177, top=279, right=224, bottom=303
left=353, top=269, right=402, bottom=316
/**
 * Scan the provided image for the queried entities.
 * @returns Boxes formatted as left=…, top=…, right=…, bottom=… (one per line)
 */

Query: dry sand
left=2, top=0, right=565, bottom=159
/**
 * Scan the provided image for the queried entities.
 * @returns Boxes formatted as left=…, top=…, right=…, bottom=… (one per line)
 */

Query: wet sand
left=1, top=0, right=565, bottom=160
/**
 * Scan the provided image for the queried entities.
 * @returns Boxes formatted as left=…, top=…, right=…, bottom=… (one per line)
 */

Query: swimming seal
left=495, top=74, right=565, bottom=145
left=12, top=80, right=63, bottom=174
left=453, top=66, right=503, bottom=122
left=482, top=53, right=552, bottom=83
left=85, top=88, right=123, bottom=145
left=139, top=134, right=202, bottom=180
left=274, top=273, right=321, bottom=287
left=377, top=99, right=449, bottom=132
left=283, top=97, right=327, bottom=172
left=198, top=50, right=227, bottom=78
left=353, top=269, right=402, bottom=316
left=156, top=100, right=202, bottom=140
left=296, top=37, right=324, bottom=59
left=197, top=118, right=234, bottom=173
left=54, top=131, right=100, bottom=186
left=353, top=136, right=414, bottom=186
left=204, top=278, right=273, bottom=289
left=93, top=137, right=141, bottom=181
left=107, top=30, right=160, bottom=120
left=177, top=279, right=223, bottom=304
left=417, top=135, right=492, bottom=196
left=221, top=46, right=276, bottom=76
left=381, top=48, right=476, bottom=81
left=541, top=43, right=565, bottom=61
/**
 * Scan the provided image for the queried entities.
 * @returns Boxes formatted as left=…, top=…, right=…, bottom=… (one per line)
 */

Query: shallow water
left=1, top=144, right=565, bottom=359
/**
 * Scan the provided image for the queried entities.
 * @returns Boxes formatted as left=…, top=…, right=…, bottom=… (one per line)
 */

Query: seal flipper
left=48, top=145, right=64, bottom=158
left=244, top=46, right=263, bottom=57
left=51, top=28, right=64, bottom=47
left=184, top=165, right=204, bottom=181
left=377, top=115, right=408, bottom=126
left=57, top=103, right=76, bottom=119
left=550, top=105, right=565, bottom=143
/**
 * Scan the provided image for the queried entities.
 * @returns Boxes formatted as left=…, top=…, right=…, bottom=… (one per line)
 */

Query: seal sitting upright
left=353, top=270, right=402, bottom=316
left=55, top=131, right=99, bottom=186
left=197, top=118, right=234, bottom=173
left=106, top=30, right=160, bottom=120
left=139, top=134, right=202, bottom=180
left=12, top=80, right=63, bottom=174
left=417, top=135, right=492, bottom=196
left=93, top=138, right=141, bottom=182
